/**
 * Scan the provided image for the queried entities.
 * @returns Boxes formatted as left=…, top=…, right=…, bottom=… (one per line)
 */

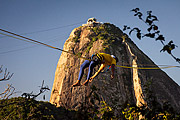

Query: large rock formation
left=50, top=20, right=180, bottom=112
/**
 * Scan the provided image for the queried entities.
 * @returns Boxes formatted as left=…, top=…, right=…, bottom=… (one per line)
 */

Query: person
left=72, top=53, right=118, bottom=87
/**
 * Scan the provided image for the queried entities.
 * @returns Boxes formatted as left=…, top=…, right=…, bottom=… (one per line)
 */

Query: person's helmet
left=96, top=53, right=104, bottom=62
left=111, top=55, right=119, bottom=63
left=91, top=53, right=104, bottom=63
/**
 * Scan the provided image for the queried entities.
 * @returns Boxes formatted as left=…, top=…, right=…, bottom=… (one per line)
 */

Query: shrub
left=73, top=29, right=81, bottom=43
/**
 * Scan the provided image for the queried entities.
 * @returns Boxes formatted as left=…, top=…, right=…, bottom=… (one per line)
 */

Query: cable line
left=0, top=21, right=85, bottom=38
left=0, top=29, right=89, bottom=61
left=0, top=36, right=62, bottom=55
left=20, top=21, right=86, bottom=35
left=0, top=33, right=66, bottom=51
left=0, top=28, right=179, bottom=70
left=116, top=65, right=179, bottom=69
left=0, top=45, right=36, bottom=55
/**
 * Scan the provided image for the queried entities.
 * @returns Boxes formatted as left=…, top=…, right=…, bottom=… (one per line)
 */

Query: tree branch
left=21, top=80, right=50, bottom=100
left=123, top=8, right=179, bottom=64
left=0, top=66, right=14, bottom=81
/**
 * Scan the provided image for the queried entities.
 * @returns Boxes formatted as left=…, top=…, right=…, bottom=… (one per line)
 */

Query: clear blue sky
left=0, top=0, right=179, bottom=101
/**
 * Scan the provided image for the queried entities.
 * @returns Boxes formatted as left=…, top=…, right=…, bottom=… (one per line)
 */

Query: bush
left=73, top=29, right=81, bottom=43
left=0, top=97, right=78, bottom=120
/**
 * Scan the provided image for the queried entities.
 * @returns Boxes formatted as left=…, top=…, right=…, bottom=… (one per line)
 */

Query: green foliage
left=122, top=104, right=141, bottom=120
left=73, top=29, right=81, bottom=43
left=0, top=97, right=54, bottom=119
left=99, top=101, right=116, bottom=120
left=76, top=52, right=82, bottom=57
left=86, top=23, right=122, bottom=53
left=0, top=97, right=78, bottom=120
left=121, top=103, right=180, bottom=120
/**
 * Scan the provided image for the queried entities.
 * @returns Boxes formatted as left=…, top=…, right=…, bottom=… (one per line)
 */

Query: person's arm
left=90, top=64, right=106, bottom=80
left=111, top=64, right=115, bottom=79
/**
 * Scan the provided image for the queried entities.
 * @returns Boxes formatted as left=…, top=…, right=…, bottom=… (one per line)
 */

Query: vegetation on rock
left=72, top=28, right=81, bottom=43
left=84, top=23, right=123, bottom=53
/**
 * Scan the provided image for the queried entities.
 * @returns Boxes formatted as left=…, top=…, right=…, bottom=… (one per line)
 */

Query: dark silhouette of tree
left=123, top=8, right=180, bottom=64
left=21, top=80, right=50, bottom=100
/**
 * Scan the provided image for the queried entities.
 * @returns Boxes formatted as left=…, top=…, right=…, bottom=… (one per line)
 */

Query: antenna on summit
left=82, top=17, right=102, bottom=27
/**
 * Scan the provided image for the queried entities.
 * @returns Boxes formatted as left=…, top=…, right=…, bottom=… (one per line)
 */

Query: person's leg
left=78, top=60, right=90, bottom=81
left=72, top=60, right=90, bottom=87
left=87, top=61, right=97, bottom=80
left=83, top=61, right=97, bottom=86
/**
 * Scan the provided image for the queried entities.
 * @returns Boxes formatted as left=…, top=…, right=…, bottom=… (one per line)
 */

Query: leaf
left=127, top=26, right=131, bottom=29
left=147, top=11, right=152, bottom=15
left=133, top=28, right=140, bottom=32
left=168, top=40, right=173, bottom=46
left=151, top=15, right=158, bottom=22
left=131, top=8, right=140, bottom=13
left=134, top=12, right=143, bottom=19
left=129, top=28, right=141, bottom=40
left=155, top=31, right=160, bottom=34
left=153, top=25, right=158, bottom=30
left=156, top=35, right=165, bottom=41
left=171, top=44, right=176, bottom=50
left=129, top=28, right=140, bottom=35
left=123, top=25, right=131, bottom=31
left=143, top=33, right=155, bottom=38
left=129, top=29, right=133, bottom=35
left=147, top=26, right=153, bottom=32
left=123, top=25, right=127, bottom=31
left=167, top=40, right=177, bottom=50
left=136, top=32, right=141, bottom=40
left=146, top=18, right=153, bottom=25
left=138, top=12, right=143, bottom=20
left=160, top=45, right=171, bottom=54
left=160, top=40, right=177, bottom=54
left=176, top=58, right=180, bottom=62
left=146, top=13, right=158, bottom=26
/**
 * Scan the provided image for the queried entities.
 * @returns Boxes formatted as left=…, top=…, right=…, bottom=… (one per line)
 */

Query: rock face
left=50, top=22, right=180, bottom=112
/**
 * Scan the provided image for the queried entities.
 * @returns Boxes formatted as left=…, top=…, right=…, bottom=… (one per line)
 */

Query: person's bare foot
left=72, top=80, right=81, bottom=87
left=82, top=80, right=89, bottom=86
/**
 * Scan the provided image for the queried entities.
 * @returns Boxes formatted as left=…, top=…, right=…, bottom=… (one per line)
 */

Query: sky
left=0, top=0, right=179, bottom=101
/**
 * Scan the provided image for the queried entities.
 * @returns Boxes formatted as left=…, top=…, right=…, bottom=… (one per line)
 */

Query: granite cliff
left=50, top=19, right=180, bottom=113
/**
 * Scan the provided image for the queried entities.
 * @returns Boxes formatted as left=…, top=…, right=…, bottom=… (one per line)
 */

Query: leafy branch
left=123, top=8, right=179, bottom=64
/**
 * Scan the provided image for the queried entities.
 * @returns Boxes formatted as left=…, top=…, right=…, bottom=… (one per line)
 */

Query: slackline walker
left=0, top=28, right=179, bottom=71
